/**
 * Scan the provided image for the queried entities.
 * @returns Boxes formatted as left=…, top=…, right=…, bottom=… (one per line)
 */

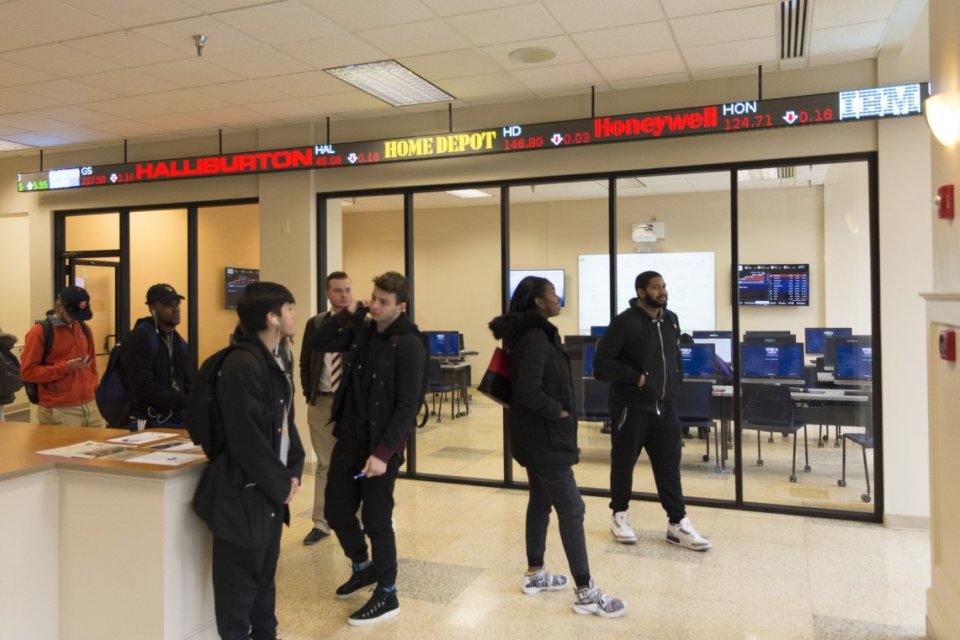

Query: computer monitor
left=834, top=343, right=873, bottom=381
left=225, top=267, right=260, bottom=310
left=737, top=264, right=809, bottom=306
left=741, top=343, right=805, bottom=381
left=804, top=327, right=853, bottom=355
left=583, top=344, right=597, bottom=377
left=590, top=325, right=607, bottom=337
left=680, top=344, right=716, bottom=379
left=823, top=335, right=871, bottom=371
left=424, top=331, right=460, bottom=357
left=692, top=330, right=732, bottom=362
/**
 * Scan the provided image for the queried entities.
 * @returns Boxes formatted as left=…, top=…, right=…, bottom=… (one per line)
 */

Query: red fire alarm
left=937, top=184, right=954, bottom=220
left=941, top=329, right=957, bottom=362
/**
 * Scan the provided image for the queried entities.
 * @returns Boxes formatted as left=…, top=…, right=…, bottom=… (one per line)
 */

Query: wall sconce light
left=925, top=90, right=960, bottom=147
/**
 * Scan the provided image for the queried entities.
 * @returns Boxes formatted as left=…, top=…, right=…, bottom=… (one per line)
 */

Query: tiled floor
left=275, top=474, right=930, bottom=639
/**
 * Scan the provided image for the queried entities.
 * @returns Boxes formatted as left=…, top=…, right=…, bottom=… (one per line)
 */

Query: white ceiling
left=0, top=0, right=926, bottom=158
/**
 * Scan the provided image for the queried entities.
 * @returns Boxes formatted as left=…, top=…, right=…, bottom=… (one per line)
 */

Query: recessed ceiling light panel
left=325, top=60, right=454, bottom=107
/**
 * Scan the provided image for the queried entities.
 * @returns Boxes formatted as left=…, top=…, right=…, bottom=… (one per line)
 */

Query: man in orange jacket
left=20, top=286, right=104, bottom=427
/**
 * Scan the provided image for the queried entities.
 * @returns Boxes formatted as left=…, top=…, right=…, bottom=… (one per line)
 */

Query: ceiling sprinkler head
left=194, top=34, right=207, bottom=57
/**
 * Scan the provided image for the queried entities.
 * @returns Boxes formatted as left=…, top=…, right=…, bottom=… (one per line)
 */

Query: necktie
left=330, top=353, right=341, bottom=392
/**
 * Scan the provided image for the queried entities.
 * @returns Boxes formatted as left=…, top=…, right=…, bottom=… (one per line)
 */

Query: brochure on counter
left=106, top=431, right=181, bottom=445
left=125, top=451, right=205, bottom=466
left=37, top=441, right=134, bottom=459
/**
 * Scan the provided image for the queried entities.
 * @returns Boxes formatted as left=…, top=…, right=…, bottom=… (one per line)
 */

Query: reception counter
left=0, top=422, right=214, bottom=640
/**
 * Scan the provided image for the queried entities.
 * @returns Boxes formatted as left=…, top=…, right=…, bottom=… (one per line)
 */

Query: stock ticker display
left=17, top=83, right=925, bottom=192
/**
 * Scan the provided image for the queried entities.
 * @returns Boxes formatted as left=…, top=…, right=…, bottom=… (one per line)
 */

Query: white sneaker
left=573, top=580, right=627, bottom=619
left=610, top=511, right=637, bottom=544
left=521, top=568, right=568, bottom=595
left=666, top=516, right=711, bottom=551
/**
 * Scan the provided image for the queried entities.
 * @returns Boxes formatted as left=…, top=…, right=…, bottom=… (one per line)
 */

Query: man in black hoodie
left=310, top=271, right=426, bottom=627
left=122, top=283, right=190, bottom=427
left=593, top=271, right=711, bottom=552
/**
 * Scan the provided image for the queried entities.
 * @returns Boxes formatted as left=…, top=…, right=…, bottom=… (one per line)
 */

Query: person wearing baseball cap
left=121, top=283, right=191, bottom=428
left=20, top=285, right=104, bottom=427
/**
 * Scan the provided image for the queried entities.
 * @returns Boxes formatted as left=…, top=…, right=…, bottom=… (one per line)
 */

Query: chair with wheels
left=741, top=383, right=810, bottom=482
left=426, top=359, right=458, bottom=423
left=673, top=380, right=718, bottom=469
left=838, top=408, right=874, bottom=503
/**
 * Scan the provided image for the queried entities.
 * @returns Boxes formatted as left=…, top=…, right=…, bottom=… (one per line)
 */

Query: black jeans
left=525, top=465, right=591, bottom=587
left=325, top=443, right=402, bottom=587
left=212, top=517, right=283, bottom=640
left=608, top=400, right=686, bottom=522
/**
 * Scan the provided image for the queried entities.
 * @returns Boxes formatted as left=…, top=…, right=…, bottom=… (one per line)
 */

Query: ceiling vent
left=779, top=0, right=811, bottom=59
left=777, top=166, right=795, bottom=179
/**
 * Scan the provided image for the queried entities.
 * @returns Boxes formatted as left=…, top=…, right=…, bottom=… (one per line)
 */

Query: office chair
left=741, top=383, right=811, bottom=482
left=673, top=380, right=719, bottom=469
left=838, top=411, right=874, bottom=503
left=426, top=359, right=458, bottom=423
left=582, top=378, right=611, bottom=433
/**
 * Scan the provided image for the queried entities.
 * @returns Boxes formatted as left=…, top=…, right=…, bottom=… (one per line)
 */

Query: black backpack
left=24, top=318, right=92, bottom=404
left=0, top=349, right=23, bottom=403
left=95, top=322, right=160, bottom=428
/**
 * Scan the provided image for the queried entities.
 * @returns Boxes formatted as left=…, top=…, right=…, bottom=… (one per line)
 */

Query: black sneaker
left=335, top=564, right=377, bottom=599
left=347, top=588, right=399, bottom=626
left=303, top=528, right=329, bottom=545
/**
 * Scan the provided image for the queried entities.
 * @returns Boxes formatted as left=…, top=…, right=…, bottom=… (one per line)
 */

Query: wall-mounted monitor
left=424, top=331, right=460, bottom=357
left=737, top=264, right=809, bottom=306
left=824, top=335, right=871, bottom=372
left=680, top=343, right=716, bottom=379
left=692, top=330, right=732, bottom=362
left=804, top=327, right=853, bottom=355
left=741, top=343, right=805, bottom=381
left=835, top=343, right=873, bottom=381
left=509, top=269, right=565, bottom=306
left=225, top=267, right=260, bottom=310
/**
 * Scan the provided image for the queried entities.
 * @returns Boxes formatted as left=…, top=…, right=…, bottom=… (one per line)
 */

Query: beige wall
left=129, top=209, right=188, bottom=340
left=0, top=213, right=31, bottom=410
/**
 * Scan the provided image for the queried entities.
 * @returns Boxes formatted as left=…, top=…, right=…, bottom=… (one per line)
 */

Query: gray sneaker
left=573, top=581, right=627, bottom=619
left=521, top=568, right=568, bottom=595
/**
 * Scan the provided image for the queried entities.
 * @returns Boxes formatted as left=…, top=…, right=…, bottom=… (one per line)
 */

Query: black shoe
left=347, top=588, right=399, bottom=626
left=335, top=564, right=377, bottom=599
left=303, top=528, right=329, bottom=545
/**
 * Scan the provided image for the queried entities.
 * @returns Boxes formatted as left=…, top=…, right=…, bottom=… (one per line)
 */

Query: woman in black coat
left=489, top=276, right=625, bottom=619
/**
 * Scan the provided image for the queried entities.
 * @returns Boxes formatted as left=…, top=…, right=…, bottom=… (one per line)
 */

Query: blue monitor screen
left=680, top=344, right=716, bottom=379
left=583, top=344, right=596, bottom=377
left=835, top=344, right=873, bottom=380
left=590, top=325, right=607, bottom=337
left=425, top=331, right=459, bottom=356
left=804, top=327, right=853, bottom=355
left=741, top=344, right=805, bottom=380
left=824, top=335, right=871, bottom=371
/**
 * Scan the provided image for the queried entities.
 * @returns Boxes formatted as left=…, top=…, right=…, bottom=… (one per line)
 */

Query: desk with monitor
left=424, top=330, right=473, bottom=420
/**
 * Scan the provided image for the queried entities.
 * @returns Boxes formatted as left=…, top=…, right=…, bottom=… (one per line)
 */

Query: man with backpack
left=310, top=271, right=427, bottom=627
left=20, top=286, right=103, bottom=427
left=121, top=284, right=190, bottom=428
left=192, top=281, right=305, bottom=640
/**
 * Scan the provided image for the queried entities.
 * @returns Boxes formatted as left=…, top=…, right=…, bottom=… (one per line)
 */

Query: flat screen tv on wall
left=737, top=264, right=809, bottom=306
left=225, top=267, right=260, bottom=310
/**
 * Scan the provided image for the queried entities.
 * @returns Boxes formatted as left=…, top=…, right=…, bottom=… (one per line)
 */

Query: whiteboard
left=578, top=252, right=716, bottom=335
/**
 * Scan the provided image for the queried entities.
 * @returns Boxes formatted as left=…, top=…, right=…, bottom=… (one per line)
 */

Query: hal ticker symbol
left=550, top=133, right=563, bottom=145
left=783, top=111, right=799, bottom=125
left=110, top=173, right=118, bottom=183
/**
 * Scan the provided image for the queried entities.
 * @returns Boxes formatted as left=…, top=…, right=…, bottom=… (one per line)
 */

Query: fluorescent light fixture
left=737, top=168, right=779, bottom=181
left=925, top=90, right=960, bottom=147
left=325, top=60, right=454, bottom=107
left=445, top=189, right=492, bottom=199
left=0, top=139, right=34, bottom=152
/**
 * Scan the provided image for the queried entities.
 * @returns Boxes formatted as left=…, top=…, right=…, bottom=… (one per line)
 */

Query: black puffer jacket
left=489, top=311, right=578, bottom=468
left=593, top=298, right=683, bottom=413
left=121, top=317, right=191, bottom=422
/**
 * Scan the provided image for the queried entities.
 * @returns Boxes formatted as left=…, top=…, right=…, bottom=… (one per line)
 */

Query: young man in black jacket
left=201, top=281, right=305, bottom=640
left=310, top=271, right=427, bottom=627
left=122, top=283, right=190, bottom=427
left=593, top=271, right=711, bottom=552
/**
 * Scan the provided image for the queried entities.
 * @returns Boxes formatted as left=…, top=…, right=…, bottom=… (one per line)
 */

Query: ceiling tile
left=608, top=71, right=690, bottom=91
left=671, top=5, right=775, bottom=47
left=258, top=70, right=355, bottom=98
left=277, top=34, right=387, bottom=70
left=77, top=69, right=183, bottom=96
left=421, top=0, right=526, bottom=16
left=593, top=50, right=688, bottom=82
left=812, top=0, right=897, bottom=29
left=807, top=47, right=878, bottom=68
left=33, top=105, right=121, bottom=126
left=445, top=4, right=564, bottom=47
left=0, top=59, right=57, bottom=88
left=178, top=0, right=272, bottom=12
left=138, top=59, right=246, bottom=88
left=64, top=31, right=190, bottom=66
left=809, top=21, right=887, bottom=56
left=20, top=79, right=120, bottom=104
left=481, top=35, right=584, bottom=71
left=300, top=0, right=437, bottom=31
left=88, top=120, right=169, bottom=138
left=42, top=126, right=117, bottom=143
left=214, top=1, right=345, bottom=45
left=511, top=61, right=604, bottom=93
left=682, top=36, right=775, bottom=71
left=543, top=0, right=664, bottom=32
left=0, top=131, right=77, bottom=147
left=0, top=89, right=62, bottom=112
left=0, top=0, right=119, bottom=41
left=204, top=46, right=314, bottom=79
left=4, top=44, right=122, bottom=77
left=0, top=25, right=46, bottom=53
left=196, top=80, right=291, bottom=104
left=185, top=106, right=273, bottom=127
left=401, top=48, right=502, bottom=80
left=358, top=20, right=473, bottom=58
left=135, top=15, right=264, bottom=56
left=303, top=92, right=394, bottom=116
left=435, top=72, right=533, bottom=103
left=571, top=22, right=674, bottom=59
left=244, top=99, right=324, bottom=120
left=84, top=95, right=183, bottom=119
left=0, top=113, right=71, bottom=132
left=58, top=0, right=201, bottom=29
left=136, top=112, right=222, bottom=132
left=661, top=0, right=768, bottom=19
